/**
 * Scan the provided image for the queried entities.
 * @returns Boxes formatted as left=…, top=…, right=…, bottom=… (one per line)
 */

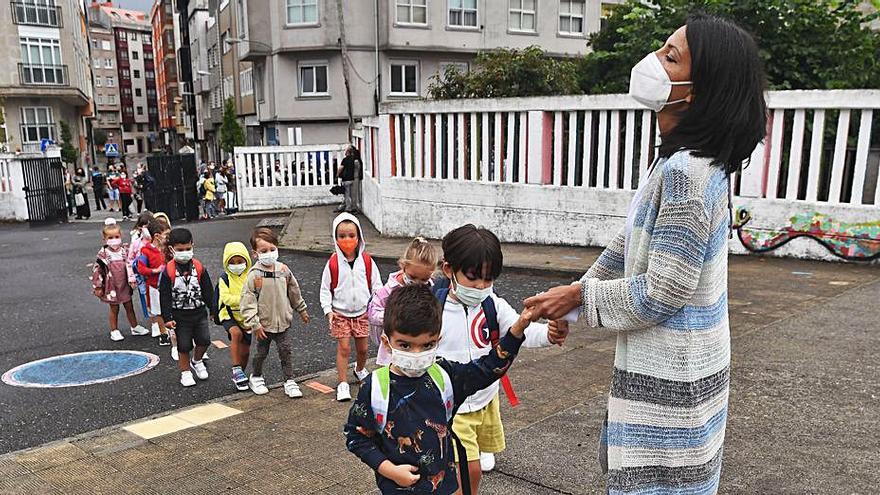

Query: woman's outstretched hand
left=524, top=283, right=583, bottom=321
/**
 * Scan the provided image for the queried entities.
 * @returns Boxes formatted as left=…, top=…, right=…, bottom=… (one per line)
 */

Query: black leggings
left=94, top=188, right=106, bottom=210
left=120, top=193, right=132, bottom=216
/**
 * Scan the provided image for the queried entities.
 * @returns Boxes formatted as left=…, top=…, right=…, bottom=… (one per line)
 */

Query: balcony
left=11, top=1, right=62, bottom=28
left=18, top=63, right=67, bottom=86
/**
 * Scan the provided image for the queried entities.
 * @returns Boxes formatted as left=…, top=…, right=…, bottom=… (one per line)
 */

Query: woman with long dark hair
left=524, top=14, right=767, bottom=494
left=72, top=168, right=91, bottom=220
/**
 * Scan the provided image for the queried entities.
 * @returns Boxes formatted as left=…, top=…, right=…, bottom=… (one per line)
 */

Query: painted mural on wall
left=732, top=208, right=880, bottom=262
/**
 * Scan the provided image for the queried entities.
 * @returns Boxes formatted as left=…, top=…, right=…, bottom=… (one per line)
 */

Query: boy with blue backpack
left=436, top=224, right=569, bottom=493
left=344, top=284, right=532, bottom=495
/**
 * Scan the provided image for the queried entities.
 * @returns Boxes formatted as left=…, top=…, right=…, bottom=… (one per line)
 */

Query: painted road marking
left=305, top=381, right=335, bottom=394
left=124, top=404, right=242, bottom=439
left=211, top=340, right=228, bottom=349
left=2, top=351, right=159, bottom=388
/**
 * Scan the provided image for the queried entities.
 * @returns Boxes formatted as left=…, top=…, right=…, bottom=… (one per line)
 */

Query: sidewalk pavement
left=279, top=206, right=601, bottom=276
left=2, top=208, right=879, bottom=494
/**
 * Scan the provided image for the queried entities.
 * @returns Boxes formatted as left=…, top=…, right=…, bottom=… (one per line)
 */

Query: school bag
left=369, top=364, right=476, bottom=495
left=164, top=260, right=207, bottom=312
left=212, top=272, right=229, bottom=326
left=432, top=278, right=520, bottom=407
left=328, top=252, right=373, bottom=295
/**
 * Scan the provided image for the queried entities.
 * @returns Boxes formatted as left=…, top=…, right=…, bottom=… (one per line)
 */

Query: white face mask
left=258, top=250, right=278, bottom=266
left=173, top=249, right=194, bottom=263
left=228, top=263, right=247, bottom=275
left=451, top=273, right=492, bottom=308
left=389, top=345, right=437, bottom=378
left=106, top=238, right=122, bottom=249
left=629, top=53, right=692, bottom=112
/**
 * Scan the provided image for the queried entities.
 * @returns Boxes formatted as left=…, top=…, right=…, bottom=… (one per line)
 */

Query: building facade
left=0, top=0, right=93, bottom=159
left=152, top=0, right=186, bottom=150
left=88, top=22, right=122, bottom=157
left=89, top=3, right=159, bottom=160
left=233, top=0, right=597, bottom=145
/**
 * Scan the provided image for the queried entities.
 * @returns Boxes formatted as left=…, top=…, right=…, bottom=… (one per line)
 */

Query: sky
left=111, top=0, right=155, bottom=14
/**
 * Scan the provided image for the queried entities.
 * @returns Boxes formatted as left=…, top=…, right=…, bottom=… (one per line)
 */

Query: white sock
left=151, top=322, right=159, bottom=332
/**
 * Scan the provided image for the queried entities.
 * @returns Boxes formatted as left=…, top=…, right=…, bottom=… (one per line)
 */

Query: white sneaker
left=130, top=325, right=149, bottom=336
left=150, top=323, right=160, bottom=338
left=171, top=346, right=179, bottom=361
left=202, top=349, right=209, bottom=360
left=284, top=380, right=303, bottom=398
left=180, top=371, right=196, bottom=387
left=190, top=359, right=208, bottom=380
left=480, top=452, right=496, bottom=472
left=249, top=375, right=269, bottom=395
left=336, top=381, right=351, bottom=402
left=354, top=367, right=369, bottom=382
left=109, top=330, right=124, bottom=341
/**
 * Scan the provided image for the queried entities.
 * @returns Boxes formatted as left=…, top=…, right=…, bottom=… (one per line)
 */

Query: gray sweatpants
left=251, top=329, right=294, bottom=380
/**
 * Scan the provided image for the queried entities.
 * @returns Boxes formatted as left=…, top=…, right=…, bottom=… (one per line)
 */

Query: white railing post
left=378, top=114, right=393, bottom=181
left=526, top=110, right=551, bottom=185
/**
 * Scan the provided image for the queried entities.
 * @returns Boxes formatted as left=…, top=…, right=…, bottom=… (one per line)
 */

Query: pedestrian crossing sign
left=104, top=143, right=119, bottom=157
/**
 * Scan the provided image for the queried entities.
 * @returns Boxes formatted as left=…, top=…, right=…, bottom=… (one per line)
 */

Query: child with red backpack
left=320, top=213, right=382, bottom=402
left=158, top=227, right=215, bottom=388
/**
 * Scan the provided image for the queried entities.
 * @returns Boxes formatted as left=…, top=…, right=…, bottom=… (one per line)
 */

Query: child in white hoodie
left=320, top=213, right=382, bottom=401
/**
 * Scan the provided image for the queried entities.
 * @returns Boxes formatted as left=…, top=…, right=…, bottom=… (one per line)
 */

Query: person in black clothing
left=91, top=166, right=107, bottom=211
left=159, top=228, right=215, bottom=388
left=72, top=168, right=91, bottom=220
left=336, top=145, right=362, bottom=213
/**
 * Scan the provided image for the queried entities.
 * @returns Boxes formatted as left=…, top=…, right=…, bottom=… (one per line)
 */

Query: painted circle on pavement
left=2, top=350, right=160, bottom=388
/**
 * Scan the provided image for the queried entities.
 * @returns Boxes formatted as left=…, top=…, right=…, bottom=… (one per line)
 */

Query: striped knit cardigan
left=580, top=150, right=731, bottom=495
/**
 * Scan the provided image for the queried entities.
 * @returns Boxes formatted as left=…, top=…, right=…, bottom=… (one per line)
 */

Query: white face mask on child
left=451, top=274, right=492, bottom=308
left=258, top=250, right=278, bottom=266
left=228, top=263, right=247, bottom=275
left=106, top=238, right=122, bottom=249
left=390, top=346, right=437, bottom=378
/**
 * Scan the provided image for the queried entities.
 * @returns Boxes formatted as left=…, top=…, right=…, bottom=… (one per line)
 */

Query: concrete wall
left=0, top=156, right=28, bottom=221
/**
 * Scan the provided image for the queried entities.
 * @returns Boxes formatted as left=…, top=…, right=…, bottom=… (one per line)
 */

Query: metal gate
left=144, top=154, right=198, bottom=221
left=21, top=157, right=68, bottom=224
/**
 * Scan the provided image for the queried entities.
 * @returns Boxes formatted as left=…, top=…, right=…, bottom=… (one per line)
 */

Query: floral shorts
left=330, top=312, right=370, bottom=339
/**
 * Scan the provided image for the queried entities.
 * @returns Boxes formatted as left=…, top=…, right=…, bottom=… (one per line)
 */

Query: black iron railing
left=18, top=63, right=67, bottom=86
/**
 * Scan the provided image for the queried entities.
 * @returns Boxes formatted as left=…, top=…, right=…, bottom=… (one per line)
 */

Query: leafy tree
left=219, top=98, right=245, bottom=155
left=428, top=46, right=581, bottom=99
left=59, top=121, right=79, bottom=165
left=579, top=0, right=880, bottom=93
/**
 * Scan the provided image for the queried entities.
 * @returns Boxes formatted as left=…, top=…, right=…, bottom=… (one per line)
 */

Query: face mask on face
left=228, top=263, right=247, bottom=275
left=337, top=238, right=358, bottom=254
left=173, top=249, right=194, bottom=264
left=389, top=345, right=437, bottom=378
left=258, top=249, right=278, bottom=266
left=451, top=273, right=492, bottom=308
left=106, top=238, right=122, bottom=249
left=629, top=53, right=692, bottom=112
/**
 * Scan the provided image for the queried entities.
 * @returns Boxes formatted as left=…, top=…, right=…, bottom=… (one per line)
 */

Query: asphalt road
left=0, top=217, right=572, bottom=454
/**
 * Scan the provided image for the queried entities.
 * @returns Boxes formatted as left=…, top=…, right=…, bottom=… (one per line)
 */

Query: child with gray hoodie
left=240, top=227, right=310, bottom=398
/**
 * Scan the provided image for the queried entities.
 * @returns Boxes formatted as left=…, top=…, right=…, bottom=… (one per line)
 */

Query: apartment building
left=89, top=2, right=159, bottom=158
left=89, top=21, right=123, bottom=154
left=0, top=0, right=93, bottom=157
left=152, top=0, right=187, bottom=150
left=181, top=0, right=211, bottom=159
left=234, top=0, right=598, bottom=145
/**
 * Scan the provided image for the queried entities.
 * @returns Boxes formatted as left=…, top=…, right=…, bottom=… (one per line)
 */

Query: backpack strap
left=426, top=363, right=454, bottom=422
left=370, top=366, right=391, bottom=431
left=192, top=259, right=203, bottom=279
left=363, top=252, right=373, bottom=290
left=329, top=253, right=339, bottom=295
left=482, top=295, right=520, bottom=407
left=165, top=260, right=177, bottom=282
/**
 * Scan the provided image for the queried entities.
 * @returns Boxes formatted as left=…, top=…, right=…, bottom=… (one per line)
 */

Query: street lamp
left=224, top=36, right=272, bottom=52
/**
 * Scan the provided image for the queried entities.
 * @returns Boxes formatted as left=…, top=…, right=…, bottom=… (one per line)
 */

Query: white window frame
left=396, top=0, right=427, bottom=26
left=298, top=62, right=329, bottom=96
left=19, top=36, right=64, bottom=85
left=95, top=77, right=102, bottom=87
left=104, top=58, right=113, bottom=68
left=558, top=0, right=586, bottom=36
left=509, top=0, right=536, bottom=33
left=286, top=0, right=318, bottom=27
left=222, top=75, right=233, bottom=100
left=239, top=67, right=254, bottom=96
left=102, top=40, right=111, bottom=51
left=106, top=76, right=115, bottom=87
left=389, top=61, right=419, bottom=96
left=93, top=59, right=101, bottom=69
left=19, top=107, right=55, bottom=144
left=448, top=0, right=477, bottom=28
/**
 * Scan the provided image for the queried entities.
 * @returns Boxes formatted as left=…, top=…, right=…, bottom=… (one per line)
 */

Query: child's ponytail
left=399, top=237, right=440, bottom=271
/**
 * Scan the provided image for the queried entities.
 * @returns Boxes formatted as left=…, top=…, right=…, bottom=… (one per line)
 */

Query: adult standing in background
left=91, top=166, right=107, bottom=211
left=214, top=165, right=229, bottom=215
left=72, top=168, right=91, bottom=220
left=336, top=145, right=362, bottom=213
left=524, top=14, right=767, bottom=495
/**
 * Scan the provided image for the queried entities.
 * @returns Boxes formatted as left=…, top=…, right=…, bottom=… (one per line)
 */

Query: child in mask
left=239, top=228, right=310, bottom=397
left=159, top=228, right=214, bottom=388
left=367, top=237, right=439, bottom=366
left=320, top=213, right=382, bottom=402
left=437, top=224, right=569, bottom=491
left=137, top=218, right=172, bottom=346
left=92, top=219, right=146, bottom=341
left=217, top=241, right=253, bottom=391
left=345, top=284, right=532, bottom=495
left=128, top=211, right=154, bottom=321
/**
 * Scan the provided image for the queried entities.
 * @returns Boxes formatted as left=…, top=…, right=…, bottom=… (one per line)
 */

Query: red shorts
left=330, top=312, right=369, bottom=339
